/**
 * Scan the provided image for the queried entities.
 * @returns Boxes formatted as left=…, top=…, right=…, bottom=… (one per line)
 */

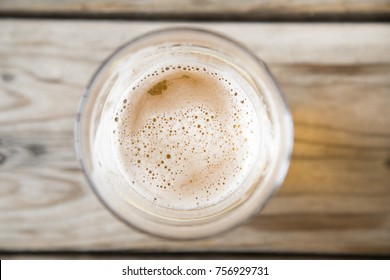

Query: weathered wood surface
left=0, top=0, right=389, bottom=20
left=0, top=21, right=389, bottom=254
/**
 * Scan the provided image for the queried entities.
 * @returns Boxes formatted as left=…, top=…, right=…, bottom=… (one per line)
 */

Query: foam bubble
left=111, top=64, right=262, bottom=210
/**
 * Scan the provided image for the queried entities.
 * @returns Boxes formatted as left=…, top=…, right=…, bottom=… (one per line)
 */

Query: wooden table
left=1, top=1, right=390, bottom=258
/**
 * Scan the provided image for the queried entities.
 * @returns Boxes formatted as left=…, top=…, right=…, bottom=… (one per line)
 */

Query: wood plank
left=0, top=21, right=389, bottom=254
left=0, top=0, right=389, bottom=20
left=1, top=252, right=381, bottom=260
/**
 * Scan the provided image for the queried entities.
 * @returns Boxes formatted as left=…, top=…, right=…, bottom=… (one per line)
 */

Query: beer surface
left=112, top=65, right=264, bottom=210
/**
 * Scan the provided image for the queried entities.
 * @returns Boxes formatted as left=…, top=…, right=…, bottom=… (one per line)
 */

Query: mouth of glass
left=74, top=27, right=293, bottom=240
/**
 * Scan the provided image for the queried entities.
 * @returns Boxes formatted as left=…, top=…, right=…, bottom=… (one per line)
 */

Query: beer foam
left=111, top=64, right=265, bottom=210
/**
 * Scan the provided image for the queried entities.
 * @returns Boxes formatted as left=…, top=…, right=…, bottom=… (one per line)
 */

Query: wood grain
left=0, top=0, right=389, bottom=20
left=0, top=21, right=389, bottom=254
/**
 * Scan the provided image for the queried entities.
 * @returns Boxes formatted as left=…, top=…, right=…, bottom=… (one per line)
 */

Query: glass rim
left=74, top=27, right=294, bottom=240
